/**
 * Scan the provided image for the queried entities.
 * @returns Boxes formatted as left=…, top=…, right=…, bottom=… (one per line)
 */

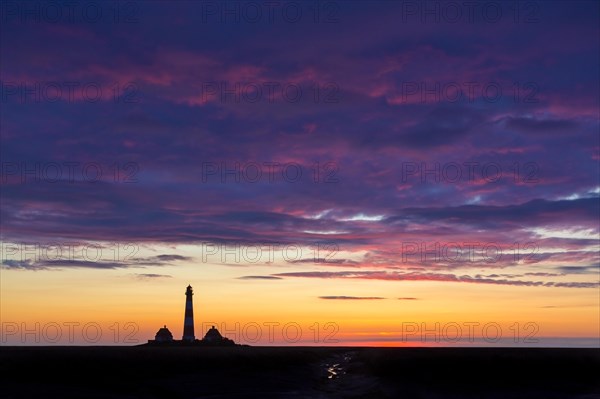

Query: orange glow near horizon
left=1, top=252, right=598, bottom=346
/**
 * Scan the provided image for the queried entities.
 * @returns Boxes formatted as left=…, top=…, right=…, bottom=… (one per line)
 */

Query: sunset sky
left=1, top=1, right=598, bottom=346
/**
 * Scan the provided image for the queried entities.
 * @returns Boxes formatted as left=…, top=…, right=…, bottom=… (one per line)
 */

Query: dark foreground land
left=1, top=346, right=599, bottom=399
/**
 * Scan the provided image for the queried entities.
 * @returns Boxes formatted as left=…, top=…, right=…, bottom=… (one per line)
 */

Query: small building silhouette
left=203, top=325, right=223, bottom=343
left=202, top=325, right=235, bottom=346
left=154, top=325, right=174, bottom=342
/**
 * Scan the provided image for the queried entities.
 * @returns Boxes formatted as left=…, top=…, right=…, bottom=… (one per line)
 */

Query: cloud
left=394, top=106, right=485, bottom=148
left=153, top=254, right=192, bottom=262
left=557, top=265, right=599, bottom=274
left=385, top=198, right=600, bottom=230
left=275, top=270, right=599, bottom=289
left=539, top=304, right=597, bottom=308
left=1, top=253, right=191, bottom=270
left=238, top=275, right=283, bottom=280
left=134, top=254, right=193, bottom=266
left=288, top=258, right=359, bottom=266
left=135, top=273, right=173, bottom=279
left=319, top=296, right=386, bottom=300
left=397, top=297, right=419, bottom=300
left=504, top=116, right=579, bottom=134
left=10, top=260, right=128, bottom=270
left=1, top=259, right=39, bottom=270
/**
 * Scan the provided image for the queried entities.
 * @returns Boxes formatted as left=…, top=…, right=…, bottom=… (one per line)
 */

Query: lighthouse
left=182, top=285, right=195, bottom=342
left=146, top=285, right=236, bottom=346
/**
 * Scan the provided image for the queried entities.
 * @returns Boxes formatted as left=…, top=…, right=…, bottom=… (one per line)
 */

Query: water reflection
left=327, top=363, right=342, bottom=379
left=324, top=351, right=354, bottom=380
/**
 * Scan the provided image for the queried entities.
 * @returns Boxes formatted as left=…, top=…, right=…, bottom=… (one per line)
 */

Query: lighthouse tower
left=182, top=285, right=195, bottom=342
